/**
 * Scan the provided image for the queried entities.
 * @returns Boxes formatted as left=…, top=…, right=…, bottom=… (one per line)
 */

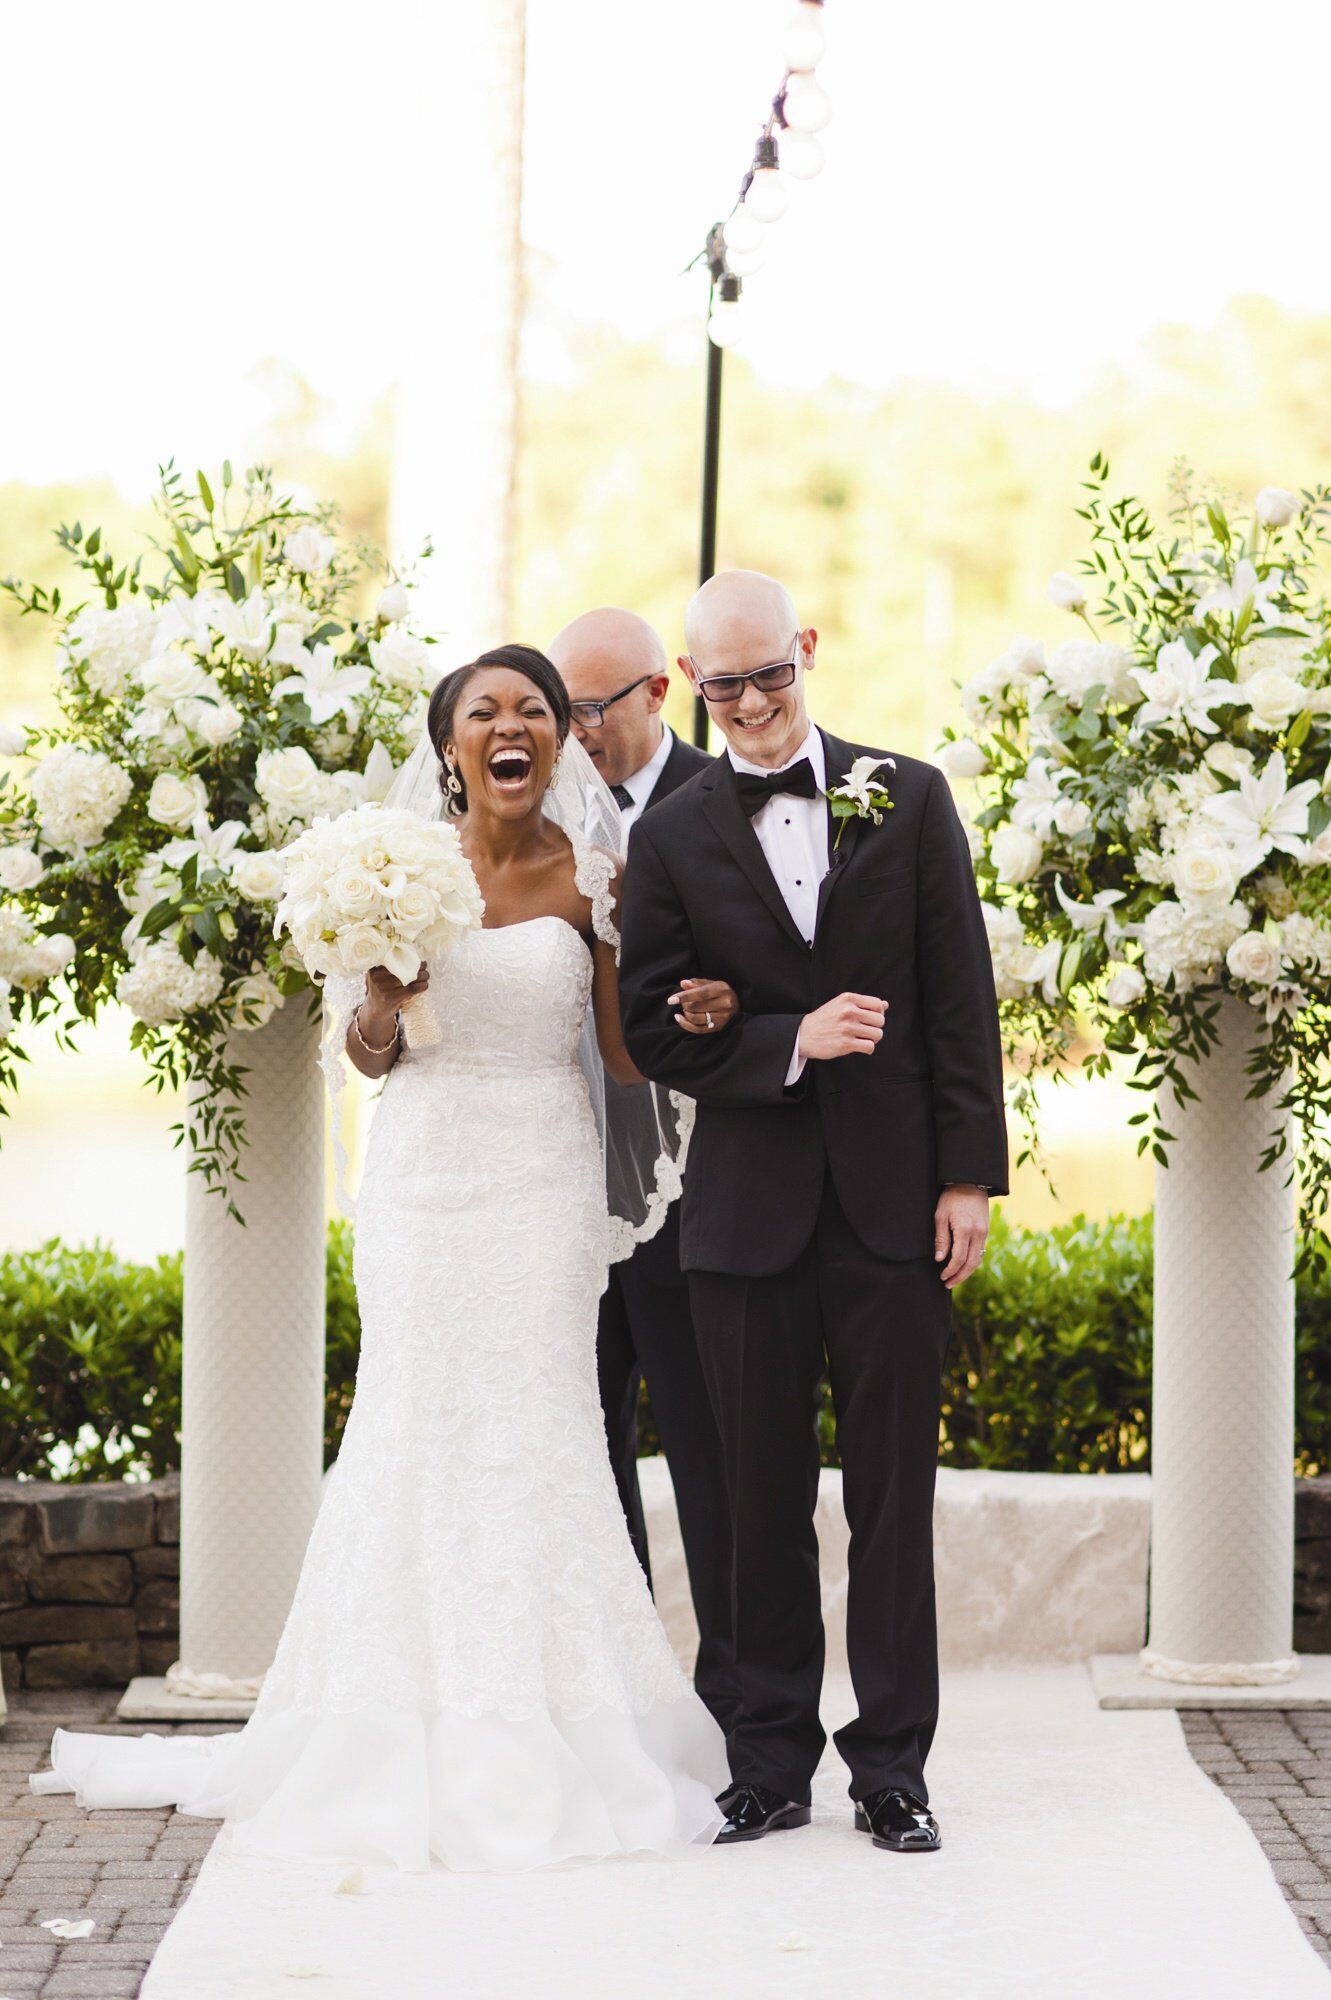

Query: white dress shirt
left=617, top=725, right=674, bottom=830
left=726, top=725, right=828, bottom=1084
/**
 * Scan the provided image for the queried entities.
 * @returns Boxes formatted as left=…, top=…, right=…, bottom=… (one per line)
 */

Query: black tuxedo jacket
left=619, top=728, right=1008, bottom=1277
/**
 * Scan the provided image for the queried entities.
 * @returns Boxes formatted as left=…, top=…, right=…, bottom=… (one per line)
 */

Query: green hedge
left=3, top=1213, right=1330, bottom=1482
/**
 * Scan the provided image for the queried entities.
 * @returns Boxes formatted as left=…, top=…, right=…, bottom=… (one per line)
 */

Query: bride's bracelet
left=352, top=1005, right=401, bottom=1057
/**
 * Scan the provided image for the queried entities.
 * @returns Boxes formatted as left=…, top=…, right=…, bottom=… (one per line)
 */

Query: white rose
left=331, top=865, right=382, bottom=921
left=30, top=932, right=75, bottom=978
left=1204, top=741, right=1255, bottom=780
left=377, top=582, right=410, bottom=623
left=193, top=699, right=244, bottom=747
left=1047, top=571, right=1088, bottom=612
left=390, top=880, right=435, bottom=931
left=369, top=628, right=431, bottom=693
left=1171, top=839, right=1238, bottom=908
left=1105, top=965, right=1146, bottom=1009
left=1226, top=930, right=1281, bottom=984
left=148, top=771, right=208, bottom=830
left=0, top=722, right=27, bottom=757
left=991, top=825, right=1044, bottom=885
left=338, top=923, right=395, bottom=975
left=1255, top=487, right=1299, bottom=528
left=231, top=850, right=286, bottom=902
left=1053, top=799, right=1091, bottom=837
left=138, top=649, right=207, bottom=704
left=936, top=738, right=988, bottom=779
left=283, top=526, right=335, bottom=573
left=256, top=747, right=326, bottom=824
left=0, top=847, right=43, bottom=891
left=230, top=973, right=284, bottom=1031
left=1242, top=666, right=1306, bottom=730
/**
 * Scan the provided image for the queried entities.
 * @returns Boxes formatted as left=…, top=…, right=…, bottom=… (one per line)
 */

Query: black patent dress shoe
left=715, top=1782, right=812, bottom=1844
left=853, top=1786, right=941, bottom=1852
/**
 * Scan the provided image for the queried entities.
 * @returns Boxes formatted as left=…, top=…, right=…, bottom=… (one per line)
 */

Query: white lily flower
left=41, top=1917, right=95, bottom=1939
left=213, top=589, right=274, bottom=663
left=1054, top=877, right=1126, bottom=942
left=834, top=755, right=895, bottom=808
left=1195, top=558, right=1284, bottom=626
left=362, top=740, right=397, bottom=804
left=164, top=814, right=249, bottom=877
left=1011, top=757, right=1064, bottom=836
left=1130, top=639, right=1232, bottom=736
left=273, top=644, right=373, bottom=727
left=1203, top=749, right=1320, bottom=877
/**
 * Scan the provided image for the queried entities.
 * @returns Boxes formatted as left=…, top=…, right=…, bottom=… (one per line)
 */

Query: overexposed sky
left=2, top=0, right=1327, bottom=488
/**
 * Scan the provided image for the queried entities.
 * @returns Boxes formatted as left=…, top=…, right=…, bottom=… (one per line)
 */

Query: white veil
left=319, top=728, right=693, bottom=1262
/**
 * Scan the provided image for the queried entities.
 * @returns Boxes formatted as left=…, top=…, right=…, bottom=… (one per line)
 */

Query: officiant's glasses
left=568, top=674, right=654, bottom=729
left=690, top=636, right=800, bottom=706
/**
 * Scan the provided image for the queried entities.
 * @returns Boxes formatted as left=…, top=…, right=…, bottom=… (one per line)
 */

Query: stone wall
left=0, top=1468, right=1326, bottom=1691
left=0, top=1475, right=178, bottom=1692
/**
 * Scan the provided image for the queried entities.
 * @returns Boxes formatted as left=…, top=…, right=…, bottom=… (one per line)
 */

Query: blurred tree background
left=6, top=294, right=1331, bottom=763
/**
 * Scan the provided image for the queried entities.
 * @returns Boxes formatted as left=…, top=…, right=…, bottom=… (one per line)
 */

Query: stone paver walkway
left=0, top=1690, right=231, bottom=1999
left=2, top=1692, right=1330, bottom=1995
left=1181, top=1709, right=1331, bottom=1972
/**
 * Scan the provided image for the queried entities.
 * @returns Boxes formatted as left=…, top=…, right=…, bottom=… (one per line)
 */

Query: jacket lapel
left=815, top=730, right=865, bottom=930
left=701, top=761, right=810, bottom=954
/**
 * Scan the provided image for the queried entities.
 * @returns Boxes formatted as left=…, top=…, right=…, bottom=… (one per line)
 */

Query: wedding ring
left=705, top=1012, right=715, bottom=1030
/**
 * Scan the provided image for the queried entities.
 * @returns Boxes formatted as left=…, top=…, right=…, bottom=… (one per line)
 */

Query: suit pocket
left=855, top=861, right=914, bottom=891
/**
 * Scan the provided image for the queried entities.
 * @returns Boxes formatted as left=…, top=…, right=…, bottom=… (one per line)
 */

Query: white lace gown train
left=31, top=883, right=726, bottom=1871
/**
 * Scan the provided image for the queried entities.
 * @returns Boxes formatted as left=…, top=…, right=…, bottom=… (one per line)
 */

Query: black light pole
left=694, top=235, right=735, bottom=748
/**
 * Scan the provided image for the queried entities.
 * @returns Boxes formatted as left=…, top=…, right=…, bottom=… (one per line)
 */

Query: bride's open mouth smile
left=486, top=746, right=535, bottom=793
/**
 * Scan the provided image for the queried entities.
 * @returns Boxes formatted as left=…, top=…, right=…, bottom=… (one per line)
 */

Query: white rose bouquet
left=943, top=457, right=1331, bottom=1243
left=0, top=461, right=430, bottom=1204
left=274, top=804, right=484, bottom=1043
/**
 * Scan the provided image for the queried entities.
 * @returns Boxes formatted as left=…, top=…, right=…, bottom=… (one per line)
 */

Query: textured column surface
left=177, top=1002, right=326, bottom=1682
left=1145, top=994, right=1297, bottom=1683
left=390, top=0, right=526, bottom=659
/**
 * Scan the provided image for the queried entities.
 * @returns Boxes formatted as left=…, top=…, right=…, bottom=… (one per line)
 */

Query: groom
left=548, top=608, right=739, bottom=1736
left=618, top=571, right=1007, bottom=1853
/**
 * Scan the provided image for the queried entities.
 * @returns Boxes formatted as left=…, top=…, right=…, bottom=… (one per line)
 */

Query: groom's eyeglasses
left=690, top=637, right=800, bottom=706
left=569, top=675, right=654, bottom=729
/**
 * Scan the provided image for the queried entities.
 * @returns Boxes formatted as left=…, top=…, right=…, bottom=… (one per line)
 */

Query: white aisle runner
left=141, top=1666, right=1330, bottom=2000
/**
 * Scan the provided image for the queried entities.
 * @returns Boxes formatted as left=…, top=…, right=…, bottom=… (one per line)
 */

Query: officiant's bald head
left=682, top=570, right=817, bottom=770
left=549, top=608, right=671, bottom=787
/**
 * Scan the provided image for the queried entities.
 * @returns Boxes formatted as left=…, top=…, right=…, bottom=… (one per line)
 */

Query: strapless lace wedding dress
left=31, top=859, right=726, bottom=1872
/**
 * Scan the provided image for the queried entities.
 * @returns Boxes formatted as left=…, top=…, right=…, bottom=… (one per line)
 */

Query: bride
left=31, top=643, right=737, bottom=1873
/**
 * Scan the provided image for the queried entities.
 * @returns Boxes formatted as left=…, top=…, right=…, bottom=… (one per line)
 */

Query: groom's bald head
left=682, top=570, right=816, bottom=770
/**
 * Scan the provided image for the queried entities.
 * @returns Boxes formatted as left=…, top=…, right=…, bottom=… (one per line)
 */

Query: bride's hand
left=363, top=962, right=429, bottom=1032
left=669, top=977, right=740, bottom=1036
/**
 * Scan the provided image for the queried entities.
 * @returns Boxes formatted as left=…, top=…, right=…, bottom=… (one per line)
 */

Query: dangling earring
left=549, top=750, right=564, bottom=791
left=444, top=756, right=463, bottom=815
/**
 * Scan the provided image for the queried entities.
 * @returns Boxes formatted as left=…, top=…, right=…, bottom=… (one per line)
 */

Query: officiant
left=549, top=609, right=739, bottom=1736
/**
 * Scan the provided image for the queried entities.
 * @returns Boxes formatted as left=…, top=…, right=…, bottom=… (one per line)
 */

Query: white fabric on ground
left=139, top=1666, right=1330, bottom=1998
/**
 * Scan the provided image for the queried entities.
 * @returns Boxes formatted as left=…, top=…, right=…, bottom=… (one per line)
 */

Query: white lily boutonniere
left=828, top=755, right=896, bottom=848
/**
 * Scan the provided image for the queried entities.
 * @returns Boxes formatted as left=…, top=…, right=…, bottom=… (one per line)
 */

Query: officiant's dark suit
left=619, top=722, right=1007, bottom=1814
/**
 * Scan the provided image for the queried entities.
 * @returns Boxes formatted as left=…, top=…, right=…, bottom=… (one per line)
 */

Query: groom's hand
left=797, top=992, right=887, bottom=1061
left=934, top=1185, right=990, bottom=1288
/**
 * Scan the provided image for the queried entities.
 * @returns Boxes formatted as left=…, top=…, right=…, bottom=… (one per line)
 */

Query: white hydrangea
left=28, top=744, right=132, bottom=850
left=982, top=903, right=1044, bottom=1000
left=1235, top=632, right=1312, bottom=685
left=116, top=940, right=225, bottom=1027
left=1140, top=897, right=1249, bottom=991
left=0, top=907, right=72, bottom=989
left=0, top=974, right=11, bottom=1040
left=1045, top=641, right=1139, bottom=705
left=63, top=601, right=160, bottom=697
left=1279, top=913, right=1331, bottom=979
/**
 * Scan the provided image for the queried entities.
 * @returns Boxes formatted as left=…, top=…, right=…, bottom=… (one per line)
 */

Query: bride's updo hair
left=427, top=645, right=572, bottom=811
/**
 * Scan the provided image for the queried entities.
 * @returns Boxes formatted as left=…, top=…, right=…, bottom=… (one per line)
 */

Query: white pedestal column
left=120, top=1002, right=326, bottom=1717
left=1143, top=993, right=1298, bottom=1685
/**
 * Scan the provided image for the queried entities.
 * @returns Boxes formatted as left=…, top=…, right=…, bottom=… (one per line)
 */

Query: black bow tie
left=610, top=783, right=634, bottom=810
left=734, top=758, right=819, bottom=818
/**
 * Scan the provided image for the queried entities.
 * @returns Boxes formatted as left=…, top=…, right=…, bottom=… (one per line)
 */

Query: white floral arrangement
left=0, top=462, right=432, bottom=1207
left=274, top=803, right=483, bottom=989
left=941, top=459, right=1331, bottom=1240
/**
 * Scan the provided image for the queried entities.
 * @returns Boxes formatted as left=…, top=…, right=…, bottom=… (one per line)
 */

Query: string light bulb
left=708, top=274, right=743, bottom=349
left=778, top=128, right=825, bottom=180
left=783, top=1, right=827, bottom=72
left=741, top=134, right=787, bottom=225
left=781, top=71, right=832, bottom=133
left=722, top=209, right=764, bottom=259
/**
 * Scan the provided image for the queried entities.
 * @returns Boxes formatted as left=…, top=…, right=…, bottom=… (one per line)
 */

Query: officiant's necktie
left=735, top=758, right=819, bottom=818
left=610, top=783, right=634, bottom=810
